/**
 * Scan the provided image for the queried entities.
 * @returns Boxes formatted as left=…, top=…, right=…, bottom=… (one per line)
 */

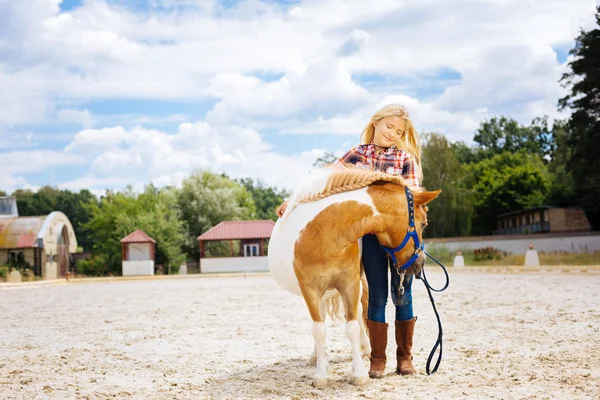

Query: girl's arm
left=401, top=153, right=421, bottom=187
left=331, top=147, right=359, bottom=168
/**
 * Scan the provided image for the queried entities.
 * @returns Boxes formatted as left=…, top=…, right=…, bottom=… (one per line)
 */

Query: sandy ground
left=1, top=271, right=599, bottom=400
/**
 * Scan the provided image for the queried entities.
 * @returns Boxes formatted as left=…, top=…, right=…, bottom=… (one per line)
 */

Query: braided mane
left=291, top=165, right=416, bottom=206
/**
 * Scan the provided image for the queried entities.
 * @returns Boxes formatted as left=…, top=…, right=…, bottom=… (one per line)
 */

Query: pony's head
left=367, top=181, right=441, bottom=271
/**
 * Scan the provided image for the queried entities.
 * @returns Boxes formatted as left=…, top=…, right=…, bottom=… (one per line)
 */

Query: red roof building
left=197, top=220, right=275, bottom=259
left=120, top=230, right=156, bottom=262
left=121, top=229, right=157, bottom=244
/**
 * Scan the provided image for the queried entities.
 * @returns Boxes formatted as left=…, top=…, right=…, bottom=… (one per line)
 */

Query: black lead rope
left=378, top=186, right=450, bottom=375
left=416, top=251, right=450, bottom=375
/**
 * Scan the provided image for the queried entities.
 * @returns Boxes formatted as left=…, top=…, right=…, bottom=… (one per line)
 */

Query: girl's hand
left=276, top=201, right=289, bottom=217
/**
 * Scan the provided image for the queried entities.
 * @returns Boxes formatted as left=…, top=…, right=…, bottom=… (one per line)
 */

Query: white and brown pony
left=268, top=167, right=440, bottom=387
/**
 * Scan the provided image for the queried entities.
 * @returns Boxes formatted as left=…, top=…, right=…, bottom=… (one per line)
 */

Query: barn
left=121, top=229, right=156, bottom=276
left=197, top=220, right=274, bottom=273
left=0, top=196, right=78, bottom=279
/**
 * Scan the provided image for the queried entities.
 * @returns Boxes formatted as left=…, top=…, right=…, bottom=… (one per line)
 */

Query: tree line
left=0, top=173, right=288, bottom=275
left=2, top=7, right=598, bottom=274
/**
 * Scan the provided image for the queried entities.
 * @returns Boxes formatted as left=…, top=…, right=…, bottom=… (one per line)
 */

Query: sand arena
left=1, top=271, right=599, bottom=399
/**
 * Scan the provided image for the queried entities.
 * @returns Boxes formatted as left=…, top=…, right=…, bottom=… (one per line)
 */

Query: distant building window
left=243, top=244, right=259, bottom=257
left=540, top=211, right=545, bottom=223
left=9, top=250, right=24, bottom=264
left=0, top=198, right=15, bottom=215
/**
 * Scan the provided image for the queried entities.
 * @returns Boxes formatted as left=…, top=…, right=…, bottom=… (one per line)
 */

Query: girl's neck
left=372, top=143, right=391, bottom=154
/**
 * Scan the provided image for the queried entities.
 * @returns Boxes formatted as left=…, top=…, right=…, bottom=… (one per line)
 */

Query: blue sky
left=0, top=0, right=597, bottom=194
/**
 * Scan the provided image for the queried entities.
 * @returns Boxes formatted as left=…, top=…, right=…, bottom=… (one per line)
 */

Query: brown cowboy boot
left=366, top=319, right=388, bottom=378
left=395, top=317, right=417, bottom=375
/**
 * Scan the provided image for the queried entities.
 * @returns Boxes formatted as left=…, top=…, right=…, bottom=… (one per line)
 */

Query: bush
left=7, top=258, right=31, bottom=271
left=21, top=268, right=35, bottom=281
left=473, top=246, right=502, bottom=261
left=0, top=266, right=8, bottom=281
left=76, top=257, right=108, bottom=277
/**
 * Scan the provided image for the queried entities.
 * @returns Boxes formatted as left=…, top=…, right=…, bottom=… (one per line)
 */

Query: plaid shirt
left=335, top=144, right=421, bottom=187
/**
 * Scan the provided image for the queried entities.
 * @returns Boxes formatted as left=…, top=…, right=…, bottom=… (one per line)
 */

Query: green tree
left=55, top=189, right=98, bottom=252
left=467, top=151, right=550, bottom=235
left=177, top=170, right=256, bottom=260
left=313, top=151, right=338, bottom=167
left=0, top=190, right=7, bottom=196
left=12, top=186, right=61, bottom=216
left=84, top=185, right=186, bottom=275
left=237, top=178, right=289, bottom=221
left=422, top=133, right=474, bottom=237
left=12, top=189, right=36, bottom=215
left=558, top=6, right=600, bottom=228
left=450, top=141, right=479, bottom=164
left=473, top=116, right=555, bottom=162
left=546, top=120, right=576, bottom=207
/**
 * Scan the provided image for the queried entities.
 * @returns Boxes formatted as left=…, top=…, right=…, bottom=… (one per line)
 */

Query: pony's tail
left=323, top=264, right=370, bottom=328
left=360, top=262, right=370, bottom=337
left=325, top=293, right=345, bottom=322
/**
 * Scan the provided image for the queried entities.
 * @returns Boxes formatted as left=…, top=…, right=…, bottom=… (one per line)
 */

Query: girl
left=276, top=104, right=424, bottom=379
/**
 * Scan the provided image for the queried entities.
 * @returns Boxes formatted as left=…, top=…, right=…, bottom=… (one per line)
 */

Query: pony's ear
left=414, top=190, right=441, bottom=205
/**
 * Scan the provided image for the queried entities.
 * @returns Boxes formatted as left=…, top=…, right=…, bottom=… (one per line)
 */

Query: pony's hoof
left=312, top=377, right=328, bottom=388
left=353, top=375, right=369, bottom=386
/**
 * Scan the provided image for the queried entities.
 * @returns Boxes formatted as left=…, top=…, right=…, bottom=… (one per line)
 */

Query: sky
left=0, top=0, right=597, bottom=195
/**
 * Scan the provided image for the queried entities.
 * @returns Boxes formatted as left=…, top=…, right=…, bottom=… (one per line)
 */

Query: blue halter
left=381, top=186, right=424, bottom=271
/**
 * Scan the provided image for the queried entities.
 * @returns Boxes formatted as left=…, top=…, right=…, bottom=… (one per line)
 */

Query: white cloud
left=57, top=109, right=95, bottom=128
left=2, top=150, right=84, bottom=174
left=0, top=0, right=597, bottom=191
left=0, top=175, right=29, bottom=193
left=0, top=149, right=85, bottom=193
left=205, top=56, right=371, bottom=127
left=279, top=94, right=484, bottom=143
left=61, top=121, right=318, bottom=191
left=338, top=29, right=371, bottom=57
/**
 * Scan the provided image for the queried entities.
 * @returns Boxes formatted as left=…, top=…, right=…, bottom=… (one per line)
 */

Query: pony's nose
left=415, top=253, right=425, bottom=269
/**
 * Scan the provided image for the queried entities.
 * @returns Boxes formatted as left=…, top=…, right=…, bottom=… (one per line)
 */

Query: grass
left=424, top=245, right=600, bottom=266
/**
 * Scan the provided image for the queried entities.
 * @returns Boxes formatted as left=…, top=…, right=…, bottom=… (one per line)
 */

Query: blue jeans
left=362, top=234, right=413, bottom=323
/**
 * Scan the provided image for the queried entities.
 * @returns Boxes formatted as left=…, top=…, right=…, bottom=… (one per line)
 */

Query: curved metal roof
left=0, top=216, right=46, bottom=249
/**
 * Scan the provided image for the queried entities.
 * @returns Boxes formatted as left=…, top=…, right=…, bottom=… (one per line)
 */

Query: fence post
left=453, top=251, right=465, bottom=268
left=524, top=244, right=540, bottom=267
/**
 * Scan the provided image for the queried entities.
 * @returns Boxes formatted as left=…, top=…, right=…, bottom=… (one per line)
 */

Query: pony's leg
left=312, top=320, right=328, bottom=387
left=299, top=286, right=329, bottom=388
left=340, top=280, right=369, bottom=386
left=357, top=301, right=371, bottom=358
left=309, top=298, right=327, bottom=366
left=359, top=261, right=371, bottom=358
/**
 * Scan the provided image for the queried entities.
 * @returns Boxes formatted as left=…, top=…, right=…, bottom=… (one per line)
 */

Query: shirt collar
left=367, top=142, right=397, bottom=154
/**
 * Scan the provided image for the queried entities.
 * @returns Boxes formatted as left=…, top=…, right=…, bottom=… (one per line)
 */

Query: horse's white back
left=268, top=187, right=374, bottom=296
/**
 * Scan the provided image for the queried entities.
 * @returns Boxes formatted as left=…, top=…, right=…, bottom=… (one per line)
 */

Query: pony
left=268, top=166, right=440, bottom=387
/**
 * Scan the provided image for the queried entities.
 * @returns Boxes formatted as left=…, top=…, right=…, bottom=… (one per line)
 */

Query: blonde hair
left=360, top=104, right=422, bottom=184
